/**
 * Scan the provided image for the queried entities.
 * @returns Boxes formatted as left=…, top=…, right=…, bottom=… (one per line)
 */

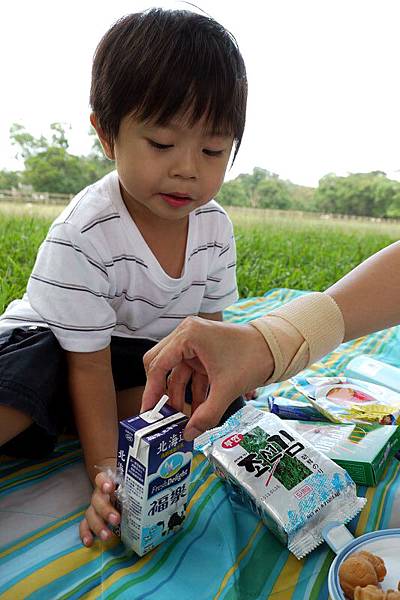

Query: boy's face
left=93, top=113, right=234, bottom=222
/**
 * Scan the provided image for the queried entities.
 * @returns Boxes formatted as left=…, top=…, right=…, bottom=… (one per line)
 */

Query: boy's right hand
left=80, top=470, right=121, bottom=547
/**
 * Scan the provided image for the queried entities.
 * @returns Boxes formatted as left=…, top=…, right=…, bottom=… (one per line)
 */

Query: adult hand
left=142, top=317, right=274, bottom=440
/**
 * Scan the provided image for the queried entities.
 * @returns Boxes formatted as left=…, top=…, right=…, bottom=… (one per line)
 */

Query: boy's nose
left=169, top=149, right=198, bottom=180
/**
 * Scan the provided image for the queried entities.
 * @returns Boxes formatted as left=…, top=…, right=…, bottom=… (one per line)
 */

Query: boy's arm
left=66, top=346, right=118, bottom=485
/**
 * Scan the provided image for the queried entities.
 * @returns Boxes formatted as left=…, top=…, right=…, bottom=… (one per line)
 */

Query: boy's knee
left=0, top=408, right=57, bottom=459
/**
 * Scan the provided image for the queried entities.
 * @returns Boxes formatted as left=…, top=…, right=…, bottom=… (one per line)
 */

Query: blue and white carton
left=116, top=396, right=193, bottom=556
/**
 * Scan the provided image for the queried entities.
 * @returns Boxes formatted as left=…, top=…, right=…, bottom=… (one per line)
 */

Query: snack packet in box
left=291, top=376, right=400, bottom=426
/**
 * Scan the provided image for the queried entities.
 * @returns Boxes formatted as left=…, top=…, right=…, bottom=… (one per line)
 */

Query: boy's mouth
left=160, top=193, right=193, bottom=208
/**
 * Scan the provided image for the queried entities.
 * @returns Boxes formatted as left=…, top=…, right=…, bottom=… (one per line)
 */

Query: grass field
left=230, top=206, right=400, bottom=297
left=1, top=202, right=400, bottom=313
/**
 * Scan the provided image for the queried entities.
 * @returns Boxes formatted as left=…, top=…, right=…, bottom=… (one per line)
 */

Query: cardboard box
left=345, top=354, right=400, bottom=394
left=117, top=403, right=193, bottom=555
left=289, top=420, right=400, bottom=486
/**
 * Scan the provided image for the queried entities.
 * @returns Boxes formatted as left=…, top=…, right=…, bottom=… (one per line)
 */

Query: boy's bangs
left=136, top=77, right=243, bottom=141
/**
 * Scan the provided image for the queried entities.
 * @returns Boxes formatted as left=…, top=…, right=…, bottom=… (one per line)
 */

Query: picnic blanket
left=1, top=288, right=400, bottom=600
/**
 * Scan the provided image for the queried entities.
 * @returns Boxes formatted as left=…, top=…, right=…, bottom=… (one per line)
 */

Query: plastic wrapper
left=291, top=376, right=400, bottom=426
left=267, top=395, right=326, bottom=421
left=195, top=405, right=366, bottom=560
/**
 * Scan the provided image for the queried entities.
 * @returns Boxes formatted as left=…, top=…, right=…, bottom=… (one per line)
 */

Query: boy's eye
left=203, top=149, right=224, bottom=157
left=148, top=139, right=173, bottom=150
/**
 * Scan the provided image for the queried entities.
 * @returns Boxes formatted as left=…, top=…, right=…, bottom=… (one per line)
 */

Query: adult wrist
left=243, top=323, right=275, bottom=384
left=250, top=292, right=345, bottom=384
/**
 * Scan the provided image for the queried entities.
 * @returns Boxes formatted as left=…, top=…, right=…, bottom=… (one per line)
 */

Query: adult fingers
left=141, top=320, right=200, bottom=411
left=143, top=332, right=172, bottom=372
left=141, top=331, right=181, bottom=411
left=141, top=361, right=168, bottom=413
left=166, top=362, right=193, bottom=412
left=183, top=382, right=235, bottom=441
left=142, top=317, right=196, bottom=374
left=189, top=371, right=210, bottom=415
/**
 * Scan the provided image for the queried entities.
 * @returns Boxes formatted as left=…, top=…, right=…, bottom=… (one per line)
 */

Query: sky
left=1, top=0, right=400, bottom=187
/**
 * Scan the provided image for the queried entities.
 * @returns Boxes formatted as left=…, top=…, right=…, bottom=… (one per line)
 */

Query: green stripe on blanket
left=1, top=288, right=399, bottom=600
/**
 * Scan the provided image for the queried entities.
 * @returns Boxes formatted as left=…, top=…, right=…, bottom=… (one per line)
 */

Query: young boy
left=0, top=9, right=247, bottom=544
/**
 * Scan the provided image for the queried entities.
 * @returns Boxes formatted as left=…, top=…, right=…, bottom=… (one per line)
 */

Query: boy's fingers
left=91, top=489, right=120, bottom=525
left=85, top=505, right=114, bottom=542
left=80, top=518, right=94, bottom=547
left=95, top=471, right=116, bottom=495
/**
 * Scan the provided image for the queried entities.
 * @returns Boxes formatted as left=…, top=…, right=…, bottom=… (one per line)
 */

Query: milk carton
left=116, top=397, right=193, bottom=556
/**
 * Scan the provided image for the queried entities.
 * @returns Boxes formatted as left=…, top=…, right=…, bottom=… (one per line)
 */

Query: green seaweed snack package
left=195, top=405, right=366, bottom=560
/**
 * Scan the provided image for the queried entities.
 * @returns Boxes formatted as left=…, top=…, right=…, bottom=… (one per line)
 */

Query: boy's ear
left=90, top=113, right=115, bottom=160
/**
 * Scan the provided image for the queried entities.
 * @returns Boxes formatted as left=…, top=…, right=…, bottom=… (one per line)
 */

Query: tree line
left=0, top=123, right=113, bottom=195
left=217, top=167, right=400, bottom=218
left=1, top=124, right=400, bottom=218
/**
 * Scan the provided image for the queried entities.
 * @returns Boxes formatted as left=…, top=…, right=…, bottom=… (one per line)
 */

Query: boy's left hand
left=80, top=470, right=120, bottom=547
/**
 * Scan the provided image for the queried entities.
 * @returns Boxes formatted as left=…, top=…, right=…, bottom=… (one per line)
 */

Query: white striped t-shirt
left=0, top=171, right=238, bottom=352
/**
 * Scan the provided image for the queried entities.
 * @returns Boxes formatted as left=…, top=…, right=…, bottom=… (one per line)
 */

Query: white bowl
left=328, top=528, right=400, bottom=599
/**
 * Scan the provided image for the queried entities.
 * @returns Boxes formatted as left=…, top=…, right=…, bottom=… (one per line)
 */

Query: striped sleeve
left=199, top=219, right=239, bottom=313
left=27, top=222, right=116, bottom=352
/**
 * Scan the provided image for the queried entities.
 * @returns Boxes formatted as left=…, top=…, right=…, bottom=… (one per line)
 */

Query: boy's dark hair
left=90, top=8, right=247, bottom=160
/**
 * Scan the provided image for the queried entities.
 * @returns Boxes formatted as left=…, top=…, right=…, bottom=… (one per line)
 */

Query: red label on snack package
left=222, top=433, right=243, bottom=449
left=294, top=484, right=313, bottom=499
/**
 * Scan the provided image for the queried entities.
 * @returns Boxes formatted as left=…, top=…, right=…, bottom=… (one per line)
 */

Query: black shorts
left=0, top=326, right=244, bottom=458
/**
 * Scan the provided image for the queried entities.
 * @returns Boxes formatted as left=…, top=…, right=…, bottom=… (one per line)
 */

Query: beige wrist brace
left=250, top=292, right=345, bottom=384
